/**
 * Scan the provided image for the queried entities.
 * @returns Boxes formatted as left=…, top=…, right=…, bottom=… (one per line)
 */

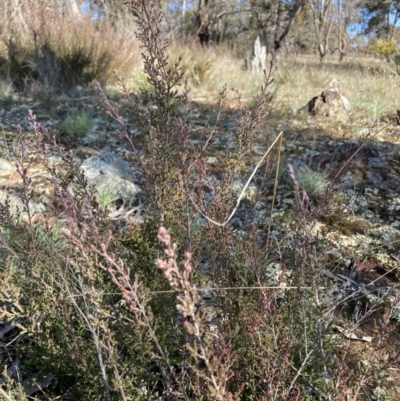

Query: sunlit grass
left=127, top=40, right=264, bottom=99
left=271, top=54, right=400, bottom=120
left=127, top=44, right=400, bottom=122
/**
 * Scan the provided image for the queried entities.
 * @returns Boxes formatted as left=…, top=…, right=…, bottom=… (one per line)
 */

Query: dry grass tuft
left=0, top=1, right=141, bottom=89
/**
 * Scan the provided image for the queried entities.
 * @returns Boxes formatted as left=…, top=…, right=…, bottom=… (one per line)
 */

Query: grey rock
left=302, top=85, right=351, bottom=121
left=367, top=157, right=387, bottom=169
left=78, top=151, right=141, bottom=210
left=365, top=171, right=383, bottom=187
left=0, top=190, right=44, bottom=222
left=206, top=156, right=218, bottom=166
left=0, top=158, right=14, bottom=174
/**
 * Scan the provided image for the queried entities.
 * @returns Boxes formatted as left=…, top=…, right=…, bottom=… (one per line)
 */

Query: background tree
left=308, top=0, right=334, bottom=62
left=197, top=0, right=210, bottom=45
left=334, top=0, right=347, bottom=61
left=272, top=0, right=306, bottom=56
left=214, top=3, right=252, bottom=44
left=359, top=0, right=400, bottom=41
left=247, top=0, right=305, bottom=54
left=330, top=0, right=358, bottom=61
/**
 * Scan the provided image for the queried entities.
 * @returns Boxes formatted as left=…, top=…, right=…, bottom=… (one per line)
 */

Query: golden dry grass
left=127, top=42, right=400, bottom=125
left=0, top=1, right=142, bottom=88
left=273, top=54, right=400, bottom=120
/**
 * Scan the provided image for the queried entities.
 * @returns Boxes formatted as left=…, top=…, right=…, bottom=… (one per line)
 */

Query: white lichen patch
left=374, top=253, right=398, bottom=269
left=264, top=263, right=291, bottom=285
left=386, top=197, right=400, bottom=212
left=364, top=187, right=379, bottom=195
left=366, top=225, right=400, bottom=241
left=265, top=263, right=282, bottom=283
left=337, top=233, right=375, bottom=251
left=308, top=220, right=328, bottom=236
left=346, top=192, right=370, bottom=214
left=231, top=179, right=257, bottom=201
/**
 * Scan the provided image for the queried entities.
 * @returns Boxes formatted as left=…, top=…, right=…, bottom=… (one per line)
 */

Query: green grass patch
left=296, top=167, right=329, bottom=197
left=0, top=95, right=13, bottom=108
left=60, top=112, right=93, bottom=136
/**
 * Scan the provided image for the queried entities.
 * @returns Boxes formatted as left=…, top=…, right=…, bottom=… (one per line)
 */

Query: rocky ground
left=2, top=84, right=400, bottom=397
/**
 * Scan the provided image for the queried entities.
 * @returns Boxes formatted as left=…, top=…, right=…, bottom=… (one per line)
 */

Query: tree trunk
left=197, top=0, right=209, bottom=46
left=336, top=0, right=347, bottom=62
left=338, top=38, right=346, bottom=62
left=308, top=0, right=333, bottom=63
left=318, top=43, right=327, bottom=62
left=272, top=0, right=306, bottom=65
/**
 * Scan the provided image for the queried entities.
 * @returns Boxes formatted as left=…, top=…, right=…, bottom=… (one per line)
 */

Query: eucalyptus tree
left=332, top=0, right=358, bottom=61
left=195, top=0, right=249, bottom=46
left=358, top=0, right=400, bottom=41
left=247, top=0, right=306, bottom=59
left=307, top=0, right=334, bottom=62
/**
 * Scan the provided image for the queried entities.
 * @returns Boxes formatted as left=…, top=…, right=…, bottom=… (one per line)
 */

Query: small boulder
left=303, top=86, right=350, bottom=121
left=381, top=109, right=400, bottom=125
left=77, top=151, right=141, bottom=212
